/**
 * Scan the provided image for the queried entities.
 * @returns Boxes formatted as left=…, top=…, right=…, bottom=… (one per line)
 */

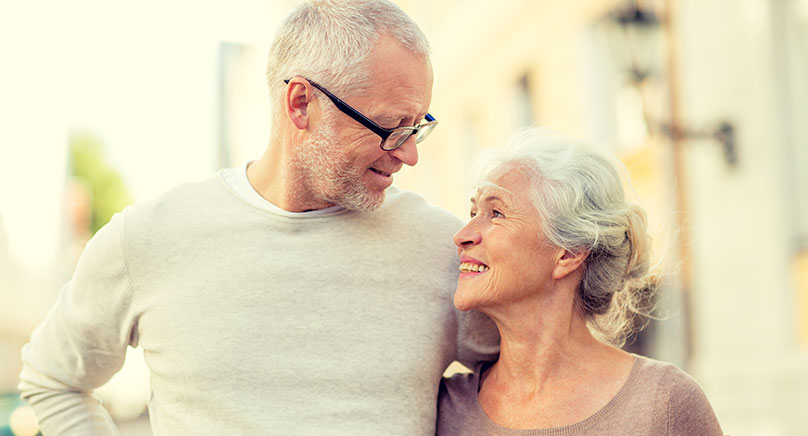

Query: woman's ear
left=284, top=78, right=312, bottom=130
left=552, top=249, right=588, bottom=280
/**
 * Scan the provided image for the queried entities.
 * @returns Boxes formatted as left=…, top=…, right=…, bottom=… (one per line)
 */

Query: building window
left=511, top=73, right=536, bottom=131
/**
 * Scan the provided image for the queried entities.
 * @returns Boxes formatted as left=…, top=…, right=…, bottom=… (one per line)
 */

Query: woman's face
left=452, top=169, right=560, bottom=312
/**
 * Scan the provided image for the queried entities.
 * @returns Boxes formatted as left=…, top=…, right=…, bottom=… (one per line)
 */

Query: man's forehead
left=365, top=36, right=433, bottom=114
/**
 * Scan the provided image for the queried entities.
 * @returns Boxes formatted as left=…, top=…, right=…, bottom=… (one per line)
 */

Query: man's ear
left=552, top=248, right=588, bottom=280
left=284, top=78, right=312, bottom=130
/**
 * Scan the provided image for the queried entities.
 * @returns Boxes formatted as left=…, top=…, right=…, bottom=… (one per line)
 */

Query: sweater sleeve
left=18, top=211, right=139, bottom=435
left=454, top=307, right=500, bottom=369
left=667, top=369, right=724, bottom=436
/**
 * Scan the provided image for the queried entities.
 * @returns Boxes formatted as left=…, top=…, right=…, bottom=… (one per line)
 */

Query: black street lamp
left=604, top=1, right=738, bottom=166
left=608, top=2, right=663, bottom=86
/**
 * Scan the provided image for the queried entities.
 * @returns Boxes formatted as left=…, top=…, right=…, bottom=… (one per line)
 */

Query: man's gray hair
left=266, top=0, right=430, bottom=122
left=471, top=128, right=658, bottom=347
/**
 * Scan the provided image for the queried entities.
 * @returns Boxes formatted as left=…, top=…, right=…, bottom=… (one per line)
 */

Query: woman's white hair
left=266, top=0, right=430, bottom=124
left=472, top=128, right=657, bottom=347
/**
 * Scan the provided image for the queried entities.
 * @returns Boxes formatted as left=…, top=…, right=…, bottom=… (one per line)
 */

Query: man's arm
left=454, top=307, right=500, bottom=369
left=19, top=212, right=138, bottom=435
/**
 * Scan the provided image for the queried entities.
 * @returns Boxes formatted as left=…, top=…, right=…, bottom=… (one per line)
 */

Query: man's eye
left=469, top=210, right=477, bottom=219
left=492, top=210, right=504, bottom=218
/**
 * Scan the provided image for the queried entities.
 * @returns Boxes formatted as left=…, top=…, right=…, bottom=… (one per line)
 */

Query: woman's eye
left=469, top=210, right=477, bottom=219
left=492, top=210, right=504, bottom=218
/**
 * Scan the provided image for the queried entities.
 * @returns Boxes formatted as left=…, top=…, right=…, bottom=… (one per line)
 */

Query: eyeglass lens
left=381, top=122, right=437, bottom=151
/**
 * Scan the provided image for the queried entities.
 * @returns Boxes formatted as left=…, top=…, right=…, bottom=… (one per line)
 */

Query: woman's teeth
left=459, top=262, right=489, bottom=273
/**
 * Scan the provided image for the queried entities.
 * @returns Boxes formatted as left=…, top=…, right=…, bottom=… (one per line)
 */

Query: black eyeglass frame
left=283, top=77, right=437, bottom=151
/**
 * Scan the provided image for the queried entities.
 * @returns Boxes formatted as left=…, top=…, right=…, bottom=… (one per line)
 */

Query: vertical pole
left=661, top=0, right=694, bottom=360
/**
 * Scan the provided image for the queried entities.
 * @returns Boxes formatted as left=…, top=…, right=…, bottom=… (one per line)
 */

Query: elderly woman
left=437, top=129, right=723, bottom=435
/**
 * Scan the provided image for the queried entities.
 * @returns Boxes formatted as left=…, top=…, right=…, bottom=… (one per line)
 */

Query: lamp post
left=600, top=0, right=735, bottom=361
left=608, top=2, right=663, bottom=86
left=605, top=1, right=738, bottom=167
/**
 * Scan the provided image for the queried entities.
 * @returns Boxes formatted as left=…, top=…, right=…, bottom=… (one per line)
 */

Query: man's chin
left=336, top=185, right=386, bottom=212
left=344, top=191, right=385, bottom=212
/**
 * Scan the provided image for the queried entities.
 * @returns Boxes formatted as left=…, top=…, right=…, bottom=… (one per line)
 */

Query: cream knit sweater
left=19, top=171, right=499, bottom=435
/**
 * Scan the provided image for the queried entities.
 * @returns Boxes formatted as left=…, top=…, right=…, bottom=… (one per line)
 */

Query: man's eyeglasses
left=284, top=77, right=437, bottom=151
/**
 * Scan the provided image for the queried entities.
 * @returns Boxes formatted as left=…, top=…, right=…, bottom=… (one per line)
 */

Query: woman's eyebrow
left=470, top=195, right=504, bottom=205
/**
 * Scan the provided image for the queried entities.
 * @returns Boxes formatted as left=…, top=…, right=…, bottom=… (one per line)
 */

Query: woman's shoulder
left=631, top=354, right=706, bottom=394
left=629, top=355, right=724, bottom=435
left=438, top=365, right=488, bottom=436
left=631, top=354, right=687, bottom=379
left=440, top=363, right=491, bottom=409
left=440, top=366, right=481, bottom=399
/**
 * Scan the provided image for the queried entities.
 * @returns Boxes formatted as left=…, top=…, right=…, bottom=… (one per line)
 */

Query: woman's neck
left=483, top=295, right=605, bottom=391
left=476, top=286, right=633, bottom=429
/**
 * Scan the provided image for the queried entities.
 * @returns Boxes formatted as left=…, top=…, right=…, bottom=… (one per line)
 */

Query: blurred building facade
left=392, top=0, right=808, bottom=434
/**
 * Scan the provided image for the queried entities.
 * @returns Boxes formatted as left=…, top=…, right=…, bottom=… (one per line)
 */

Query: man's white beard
left=293, top=114, right=385, bottom=212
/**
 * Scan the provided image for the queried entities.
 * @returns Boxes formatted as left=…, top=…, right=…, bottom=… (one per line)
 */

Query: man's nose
left=389, top=134, right=419, bottom=166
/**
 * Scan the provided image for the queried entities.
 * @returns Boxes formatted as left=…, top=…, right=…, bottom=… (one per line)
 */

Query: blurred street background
left=1, top=0, right=807, bottom=435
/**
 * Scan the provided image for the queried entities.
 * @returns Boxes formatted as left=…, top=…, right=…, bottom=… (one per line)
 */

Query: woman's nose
left=453, top=222, right=481, bottom=248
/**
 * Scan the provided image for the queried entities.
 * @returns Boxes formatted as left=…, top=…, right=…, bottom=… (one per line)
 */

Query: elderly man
left=18, top=1, right=498, bottom=435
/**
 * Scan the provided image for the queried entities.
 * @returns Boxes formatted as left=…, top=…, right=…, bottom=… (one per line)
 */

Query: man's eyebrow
left=375, top=113, right=402, bottom=123
left=375, top=111, right=425, bottom=126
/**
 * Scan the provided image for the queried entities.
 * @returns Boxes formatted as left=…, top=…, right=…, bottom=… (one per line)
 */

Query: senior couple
left=19, top=1, right=722, bottom=435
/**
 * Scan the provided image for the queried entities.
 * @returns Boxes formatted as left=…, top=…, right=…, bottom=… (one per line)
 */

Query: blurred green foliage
left=68, top=132, right=133, bottom=235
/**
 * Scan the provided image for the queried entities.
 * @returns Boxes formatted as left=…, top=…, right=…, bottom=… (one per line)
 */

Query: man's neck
left=247, top=142, right=335, bottom=213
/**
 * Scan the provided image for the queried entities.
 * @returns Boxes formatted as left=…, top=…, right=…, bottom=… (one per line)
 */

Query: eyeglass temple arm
left=284, top=79, right=392, bottom=139
left=283, top=79, right=436, bottom=132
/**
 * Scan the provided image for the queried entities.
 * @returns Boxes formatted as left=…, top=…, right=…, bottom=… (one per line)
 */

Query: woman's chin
left=453, top=291, right=478, bottom=312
